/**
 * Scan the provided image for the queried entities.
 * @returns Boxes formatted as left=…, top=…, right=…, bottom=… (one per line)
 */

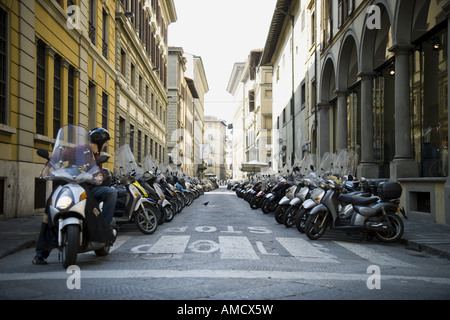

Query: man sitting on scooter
left=32, top=127, right=118, bottom=265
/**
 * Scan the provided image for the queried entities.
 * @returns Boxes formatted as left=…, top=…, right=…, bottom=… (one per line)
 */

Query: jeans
left=91, top=186, right=117, bottom=225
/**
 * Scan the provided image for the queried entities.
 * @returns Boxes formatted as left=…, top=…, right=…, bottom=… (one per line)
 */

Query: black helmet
left=89, top=127, right=110, bottom=151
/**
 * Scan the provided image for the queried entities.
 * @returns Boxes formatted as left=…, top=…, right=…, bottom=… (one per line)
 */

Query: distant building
left=227, top=49, right=273, bottom=179
left=203, top=116, right=227, bottom=180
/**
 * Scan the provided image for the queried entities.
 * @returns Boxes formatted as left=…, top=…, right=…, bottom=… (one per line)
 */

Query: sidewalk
left=0, top=213, right=450, bottom=260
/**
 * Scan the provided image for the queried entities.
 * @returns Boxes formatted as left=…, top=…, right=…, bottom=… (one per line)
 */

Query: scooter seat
left=339, top=194, right=378, bottom=206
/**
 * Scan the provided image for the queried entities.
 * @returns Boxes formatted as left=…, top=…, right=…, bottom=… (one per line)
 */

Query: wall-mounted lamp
left=431, top=37, right=441, bottom=51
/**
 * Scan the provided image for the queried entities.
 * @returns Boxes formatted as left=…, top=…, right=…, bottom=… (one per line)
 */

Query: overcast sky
left=168, top=0, right=276, bottom=124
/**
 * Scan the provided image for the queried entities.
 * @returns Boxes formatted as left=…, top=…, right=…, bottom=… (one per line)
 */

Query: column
left=443, top=1, right=450, bottom=225
left=44, top=46, right=55, bottom=138
left=357, top=72, right=378, bottom=178
left=335, top=89, right=348, bottom=151
left=317, top=102, right=330, bottom=158
left=389, top=44, right=418, bottom=179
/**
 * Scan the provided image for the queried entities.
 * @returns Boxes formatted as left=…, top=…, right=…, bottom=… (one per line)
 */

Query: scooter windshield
left=115, top=144, right=143, bottom=177
left=142, top=154, right=158, bottom=173
left=41, top=125, right=103, bottom=184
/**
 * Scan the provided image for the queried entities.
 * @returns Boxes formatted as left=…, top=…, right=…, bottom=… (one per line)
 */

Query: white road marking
left=1, top=269, right=449, bottom=286
left=147, top=235, right=191, bottom=254
left=219, top=236, right=259, bottom=260
left=256, top=241, right=279, bottom=255
left=334, top=241, right=414, bottom=267
left=110, top=236, right=131, bottom=253
left=276, top=237, right=338, bottom=263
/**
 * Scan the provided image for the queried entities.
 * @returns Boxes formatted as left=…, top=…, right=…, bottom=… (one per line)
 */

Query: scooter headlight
left=56, top=188, right=74, bottom=210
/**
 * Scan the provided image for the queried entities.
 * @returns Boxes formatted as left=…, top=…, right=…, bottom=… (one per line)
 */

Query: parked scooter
left=261, top=175, right=293, bottom=214
left=279, top=153, right=316, bottom=227
left=37, top=125, right=116, bottom=268
left=113, top=144, right=159, bottom=234
left=304, top=177, right=405, bottom=242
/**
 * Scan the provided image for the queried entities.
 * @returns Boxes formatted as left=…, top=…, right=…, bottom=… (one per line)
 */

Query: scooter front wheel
left=305, top=211, right=329, bottom=240
left=295, top=208, right=308, bottom=233
left=135, top=203, right=159, bottom=234
left=62, top=224, right=80, bottom=269
left=164, top=206, right=174, bottom=222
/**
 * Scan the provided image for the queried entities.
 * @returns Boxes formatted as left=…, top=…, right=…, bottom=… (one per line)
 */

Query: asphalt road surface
left=0, top=187, right=449, bottom=304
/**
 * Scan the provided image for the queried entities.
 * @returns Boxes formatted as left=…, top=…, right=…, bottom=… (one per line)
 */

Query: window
left=327, top=0, right=333, bottom=42
left=0, top=8, right=7, bottom=125
left=89, top=0, right=96, bottom=45
left=102, top=91, right=108, bottom=129
left=129, top=124, right=134, bottom=152
left=68, top=66, right=75, bottom=125
left=120, top=49, right=126, bottom=74
left=137, top=129, right=142, bottom=162
left=411, top=29, right=448, bottom=177
left=144, top=134, right=148, bottom=156
left=102, top=9, right=108, bottom=58
left=36, top=40, right=46, bottom=135
left=338, top=0, right=354, bottom=28
left=150, top=138, right=153, bottom=157
left=139, top=74, right=142, bottom=96
left=130, top=63, right=135, bottom=87
left=53, top=54, right=61, bottom=138
left=151, top=93, right=154, bottom=110
left=0, top=178, right=4, bottom=214
left=301, top=82, right=306, bottom=109
left=248, top=90, right=255, bottom=112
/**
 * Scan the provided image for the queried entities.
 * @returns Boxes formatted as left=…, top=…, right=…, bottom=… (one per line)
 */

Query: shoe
left=32, top=256, right=47, bottom=265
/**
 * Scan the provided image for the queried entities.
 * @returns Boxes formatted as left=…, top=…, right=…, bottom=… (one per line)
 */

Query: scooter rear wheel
left=374, top=212, right=404, bottom=243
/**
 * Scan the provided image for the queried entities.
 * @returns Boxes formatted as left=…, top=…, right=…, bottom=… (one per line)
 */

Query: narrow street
left=0, top=187, right=449, bottom=303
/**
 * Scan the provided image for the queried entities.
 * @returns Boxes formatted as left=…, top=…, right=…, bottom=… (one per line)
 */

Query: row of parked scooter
left=36, top=125, right=217, bottom=268
left=232, top=149, right=407, bottom=243
left=109, top=144, right=217, bottom=235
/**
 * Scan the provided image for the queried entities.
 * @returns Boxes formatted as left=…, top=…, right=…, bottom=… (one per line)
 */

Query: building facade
left=261, top=0, right=449, bottom=225
left=0, top=0, right=177, bottom=219
left=184, top=53, right=209, bottom=178
left=227, top=62, right=246, bottom=180
left=227, top=49, right=274, bottom=180
left=115, top=0, right=176, bottom=171
left=167, top=47, right=208, bottom=177
left=0, top=0, right=118, bottom=219
left=318, top=0, right=449, bottom=224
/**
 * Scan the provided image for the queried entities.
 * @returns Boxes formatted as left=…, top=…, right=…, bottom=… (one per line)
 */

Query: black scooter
left=305, top=179, right=406, bottom=243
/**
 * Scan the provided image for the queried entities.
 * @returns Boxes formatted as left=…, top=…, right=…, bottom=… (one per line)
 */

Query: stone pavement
left=0, top=213, right=450, bottom=260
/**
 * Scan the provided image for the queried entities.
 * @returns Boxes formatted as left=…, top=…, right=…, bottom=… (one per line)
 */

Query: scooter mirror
left=97, top=154, right=110, bottom=165
left=37, top=148, right=50, bottom=160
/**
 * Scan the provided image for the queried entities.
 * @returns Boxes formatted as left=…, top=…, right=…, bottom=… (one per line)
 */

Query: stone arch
left=360, top=0, right=394, bottom=73
left=320, top=54, right=336, bottom=103
left=337, top=30, right=359, bottom=91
